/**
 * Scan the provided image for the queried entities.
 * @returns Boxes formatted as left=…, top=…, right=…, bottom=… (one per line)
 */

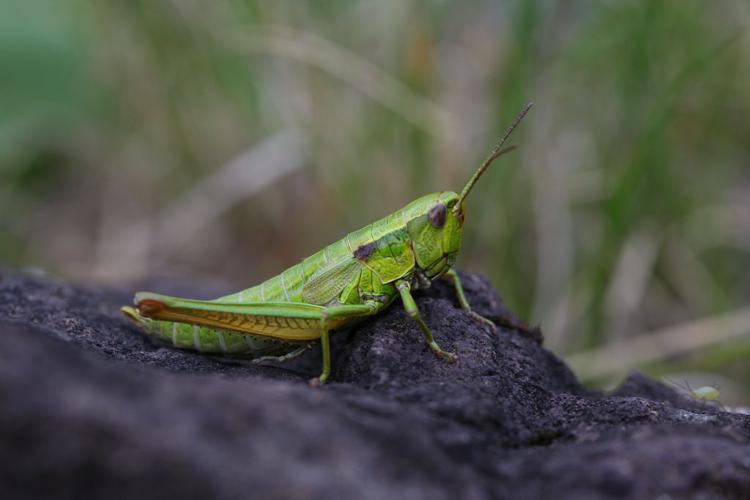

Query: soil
left=1, top=269, right=748, bottom=500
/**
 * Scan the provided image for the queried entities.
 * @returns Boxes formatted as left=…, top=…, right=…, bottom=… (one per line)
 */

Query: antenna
left=453, top=102, right=533, bottom=215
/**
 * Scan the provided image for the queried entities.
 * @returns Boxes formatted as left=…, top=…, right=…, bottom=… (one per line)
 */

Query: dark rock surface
left=1, top=269, right=749, bottom=500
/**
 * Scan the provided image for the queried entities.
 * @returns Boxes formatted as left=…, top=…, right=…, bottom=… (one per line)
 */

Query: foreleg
left=442, top=269, right=496, bottom=331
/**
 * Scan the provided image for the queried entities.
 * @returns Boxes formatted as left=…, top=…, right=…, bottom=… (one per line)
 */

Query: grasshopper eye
left=428, top=203, right=447, bottom=228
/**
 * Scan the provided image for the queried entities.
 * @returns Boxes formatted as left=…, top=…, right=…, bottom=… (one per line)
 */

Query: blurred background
left=1, top=1, right=749, bottom=402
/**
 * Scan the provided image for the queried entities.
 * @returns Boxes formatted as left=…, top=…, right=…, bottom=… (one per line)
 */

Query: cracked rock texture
left=1, top=270, right=749, bottom=500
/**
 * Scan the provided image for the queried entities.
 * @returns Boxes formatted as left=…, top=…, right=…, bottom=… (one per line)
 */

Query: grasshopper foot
left=252, top=345, right=311, bottom=365
left=309, top=373, right=329, bottom=387
left=429, top=341, right=458, bottom=363
left=467, top=310, right=497, bottom=332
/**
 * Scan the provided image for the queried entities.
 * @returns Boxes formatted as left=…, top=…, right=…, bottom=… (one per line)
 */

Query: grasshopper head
left=406, top=103, right=532, bottom=279
left=405, top=191, right=464, bottom=278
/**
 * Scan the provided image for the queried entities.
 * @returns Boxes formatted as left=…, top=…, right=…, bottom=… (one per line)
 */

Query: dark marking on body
left=354, top=242, right=377, bottom=260
left=136, top=299, right=165, bottom=316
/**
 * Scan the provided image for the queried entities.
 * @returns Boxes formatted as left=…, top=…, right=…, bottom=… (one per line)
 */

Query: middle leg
left=396, top=279, right=457, bottom=362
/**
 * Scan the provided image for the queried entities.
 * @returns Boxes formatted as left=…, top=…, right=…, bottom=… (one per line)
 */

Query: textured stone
left=0, top=270, right=748, bottom=499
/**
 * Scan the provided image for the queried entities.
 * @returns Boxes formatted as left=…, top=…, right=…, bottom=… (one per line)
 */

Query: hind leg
left=309, top=302, right=381, bottom=386
left=252, top=344, right=312, bottom=364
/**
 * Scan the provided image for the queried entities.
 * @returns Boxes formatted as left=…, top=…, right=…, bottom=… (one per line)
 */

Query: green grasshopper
left=689, top=386, right=720, bottom=402
left=122, top=103, right=532, bottom=385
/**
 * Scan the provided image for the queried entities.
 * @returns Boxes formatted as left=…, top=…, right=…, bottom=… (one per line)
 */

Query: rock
left=0, top=270, right=748, bottom=500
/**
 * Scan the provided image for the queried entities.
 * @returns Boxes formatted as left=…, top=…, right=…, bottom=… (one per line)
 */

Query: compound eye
left=428, top=203, right=447, bottom=228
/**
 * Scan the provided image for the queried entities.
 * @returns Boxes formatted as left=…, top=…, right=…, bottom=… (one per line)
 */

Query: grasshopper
left=122, top=103, right=532, bottom=385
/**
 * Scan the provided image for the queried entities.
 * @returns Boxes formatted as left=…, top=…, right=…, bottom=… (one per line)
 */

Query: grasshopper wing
left=135, top=292, right=334, bottom=341
left=302, top=257, right=362, bottom=305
